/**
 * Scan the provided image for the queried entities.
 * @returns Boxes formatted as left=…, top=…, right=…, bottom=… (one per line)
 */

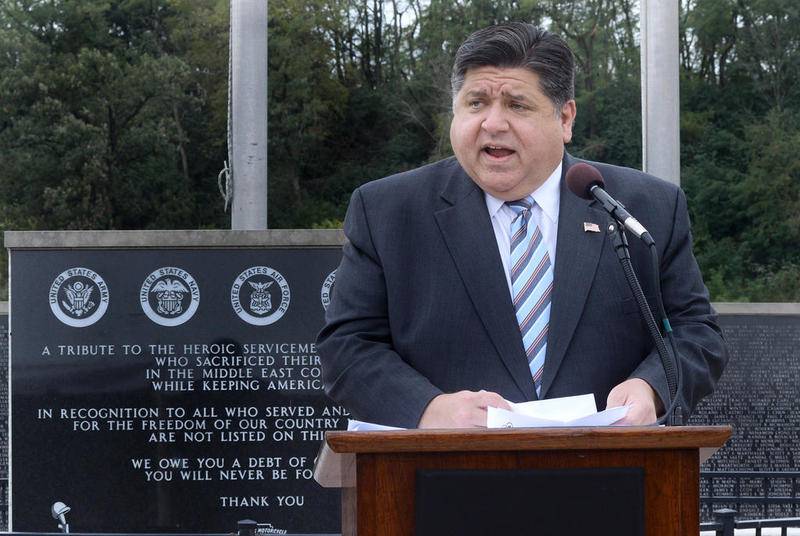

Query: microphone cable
left=608, top=222, right=682, bottom=426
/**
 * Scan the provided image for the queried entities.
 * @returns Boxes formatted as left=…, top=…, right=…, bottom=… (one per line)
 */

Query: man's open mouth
left=483, top=145, right=515, bottom=158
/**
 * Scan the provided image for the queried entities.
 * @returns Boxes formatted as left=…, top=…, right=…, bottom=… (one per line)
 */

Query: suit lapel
left=434, top=166, right=536, bottom=400
left=539, top=155, right=608, bottom=398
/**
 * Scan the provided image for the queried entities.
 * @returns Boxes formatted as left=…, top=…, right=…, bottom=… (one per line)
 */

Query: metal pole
left=641, top=0, right=680, bottom=185
left=230, top=0, right=268, bottom=229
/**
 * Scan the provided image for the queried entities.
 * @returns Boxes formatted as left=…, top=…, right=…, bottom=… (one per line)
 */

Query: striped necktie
left=507, top=198, right=554, bottom=396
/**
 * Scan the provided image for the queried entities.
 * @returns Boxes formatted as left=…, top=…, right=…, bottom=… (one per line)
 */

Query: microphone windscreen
left=566, top=162, right=605, bottom=200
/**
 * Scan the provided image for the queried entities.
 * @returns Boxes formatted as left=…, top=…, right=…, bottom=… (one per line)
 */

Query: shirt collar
left=484, top=162, right=562, bottom=225
left=532, top=161, right=562, bottom=226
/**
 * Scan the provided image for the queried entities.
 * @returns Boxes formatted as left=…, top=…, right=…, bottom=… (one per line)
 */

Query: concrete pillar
left=230, top=0, right=268, bottom=229
left=641, top=0, right=681, bottom=185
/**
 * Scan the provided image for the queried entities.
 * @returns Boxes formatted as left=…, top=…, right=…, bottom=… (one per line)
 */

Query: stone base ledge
left=4, top=229, right=344, bottom=249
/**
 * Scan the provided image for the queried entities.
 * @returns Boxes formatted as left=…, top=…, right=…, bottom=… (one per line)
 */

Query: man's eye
left=468, top=100, right=482, bottom=109
left=510, top=102, right=526, bottom=111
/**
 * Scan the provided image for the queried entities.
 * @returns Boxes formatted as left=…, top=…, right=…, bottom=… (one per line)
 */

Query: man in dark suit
left=317, top=23, right=728, bottom=428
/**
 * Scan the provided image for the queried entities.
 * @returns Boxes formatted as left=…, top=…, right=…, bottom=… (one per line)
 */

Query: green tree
left=0, top=0, right=229, bottom=230
left=2, top=0, right=799, bottom=301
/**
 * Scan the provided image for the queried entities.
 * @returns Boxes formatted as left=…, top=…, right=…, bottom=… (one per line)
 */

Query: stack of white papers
left=487, top=394, right=628, bottom=428
left=345, top=393, right=629, bottom=431
left=347, top=419, right=405, bottom=431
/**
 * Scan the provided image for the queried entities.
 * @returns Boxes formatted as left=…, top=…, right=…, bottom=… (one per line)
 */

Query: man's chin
left=474, top=175, right=527, bottom=200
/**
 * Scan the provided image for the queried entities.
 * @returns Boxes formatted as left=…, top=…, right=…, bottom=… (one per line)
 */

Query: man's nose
left=481, top=103, right=509, bottom=133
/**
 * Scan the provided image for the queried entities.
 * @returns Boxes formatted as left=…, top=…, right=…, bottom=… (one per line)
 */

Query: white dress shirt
left=484, top=162, right=562, bottom=297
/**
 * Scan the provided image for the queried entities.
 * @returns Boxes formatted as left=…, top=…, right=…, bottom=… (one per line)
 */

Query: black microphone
left=565, top=163, right=655, bottom=247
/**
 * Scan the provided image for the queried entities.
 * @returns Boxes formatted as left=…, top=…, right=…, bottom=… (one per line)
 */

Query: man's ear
left=560, top=100, right=577, bottom=143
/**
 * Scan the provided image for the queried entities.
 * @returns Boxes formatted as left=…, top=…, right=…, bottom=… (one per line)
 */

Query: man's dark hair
left=451, top=23, right=575, bottom=110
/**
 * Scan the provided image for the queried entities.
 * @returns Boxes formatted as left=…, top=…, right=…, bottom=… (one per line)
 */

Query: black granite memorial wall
left=690, top=314, right=800, bottom=519
left=3, top=232, right=799, bottom=531
left=0, top=310, right=7, bottom=531
left=9, top=247, right=344, bottom=533
left=691, top=315, right=800, bottom=471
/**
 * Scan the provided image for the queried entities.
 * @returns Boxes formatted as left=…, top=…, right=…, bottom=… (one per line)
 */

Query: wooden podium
left=314, top=426, right=731, bottom=536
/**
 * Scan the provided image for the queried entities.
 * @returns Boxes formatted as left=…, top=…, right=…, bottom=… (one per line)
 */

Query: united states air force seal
left=140, top=267, right=200, bottom=326
left=49, top=267, right=110, bottom=327
left=231, top=266, right=290, bottom=326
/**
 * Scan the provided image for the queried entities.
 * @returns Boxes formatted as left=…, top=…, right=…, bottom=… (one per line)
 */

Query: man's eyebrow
left=464, top=89, right=489, bottom=98
left=505, top=92, right=531, bottom=102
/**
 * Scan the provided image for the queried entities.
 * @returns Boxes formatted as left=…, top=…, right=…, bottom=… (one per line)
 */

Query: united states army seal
left=49, top=267, right=109, bottom=327
left=231, top=266, right=290, bottom=326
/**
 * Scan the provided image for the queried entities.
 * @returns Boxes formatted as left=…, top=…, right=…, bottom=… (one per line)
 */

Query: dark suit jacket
left=317, top=154, right=728, bottom=428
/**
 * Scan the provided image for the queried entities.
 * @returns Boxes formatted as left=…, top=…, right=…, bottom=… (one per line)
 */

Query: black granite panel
left=0, top=313, right=6, bottom=530
left=9, top=250, right=343, bottom=533
left=690, top=314, right=800, bottom=520
left=690, top=315, right=800, bottom=471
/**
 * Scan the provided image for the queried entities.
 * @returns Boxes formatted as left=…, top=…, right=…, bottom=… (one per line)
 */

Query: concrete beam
left=3, top=230, right=344, bottom=249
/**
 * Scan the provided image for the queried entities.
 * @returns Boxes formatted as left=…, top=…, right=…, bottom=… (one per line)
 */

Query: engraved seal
left=320, top=269, right=336, bottom=311
left=231, top=266, right=290, bottom=326
left=140, top=267, right=200, bottom=326
left=49, top=267, right=109, bottom=327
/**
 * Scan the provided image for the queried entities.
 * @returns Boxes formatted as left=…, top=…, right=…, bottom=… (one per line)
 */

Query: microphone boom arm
left=606, top=221, right=682, bottom=426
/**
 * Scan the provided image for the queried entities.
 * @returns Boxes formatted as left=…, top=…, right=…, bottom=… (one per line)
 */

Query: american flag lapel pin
left=584, top=222, right=601, bottom=233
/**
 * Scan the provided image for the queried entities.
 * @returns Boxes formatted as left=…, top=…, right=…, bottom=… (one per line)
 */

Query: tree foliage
left=1, top=0, right=798, bottom=301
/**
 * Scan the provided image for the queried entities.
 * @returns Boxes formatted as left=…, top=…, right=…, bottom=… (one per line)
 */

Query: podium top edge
left=324, top=425, right=733, bottom=454
left=3, top=229, right=346, bottom=249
